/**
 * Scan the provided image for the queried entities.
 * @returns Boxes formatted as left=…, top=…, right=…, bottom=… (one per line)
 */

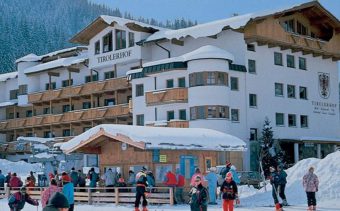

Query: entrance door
left=180, top=155, right=198, bottom=179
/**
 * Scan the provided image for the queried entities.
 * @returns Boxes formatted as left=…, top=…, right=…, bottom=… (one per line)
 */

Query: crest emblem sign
left=318, top=72, right=330, bottom=99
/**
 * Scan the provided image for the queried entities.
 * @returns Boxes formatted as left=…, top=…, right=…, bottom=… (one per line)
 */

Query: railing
left=0, top=143, right=31, bottom=154
left=28, top=77, right=129, bottom=103
left=145, top=88, right=188, bottom=106
left=146, top=120, right=189, bottom=128
left=0, top=186, right=174, bottom=205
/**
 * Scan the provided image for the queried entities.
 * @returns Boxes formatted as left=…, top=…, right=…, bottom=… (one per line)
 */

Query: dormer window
left=129, top=32, right=135, bottom=47
left=95, top=41, right=100, bottom=55
left=116, top=29, right=126, bottom=50
left=297, top=21, right=307, bottom=35
left=103, top=32, right=113, bottom=53
left=284, top=19, right=295, bottom=33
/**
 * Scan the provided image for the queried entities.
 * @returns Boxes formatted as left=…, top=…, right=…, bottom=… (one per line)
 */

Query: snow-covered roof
left=61, top=124, right=247, bottom=153
left=0, top=71, right=18, bottom=82
left=0, top=101, right=17, bottom=108
left=142, top=57, right=184, bottom=68
left=24, top=53, right=88, bottom=74
left=17, top=136, right=55, bottom=144
left=181, top=45, right=234, bottom=61
left=100, top=15, right=165, bottom=31
left=15, top=54, right=41, bottom=63
left=40, top=46, right=87, bottom=59
left=125, top=68, right=143, bottom=76
left=31, top=152, right=54, bottom=159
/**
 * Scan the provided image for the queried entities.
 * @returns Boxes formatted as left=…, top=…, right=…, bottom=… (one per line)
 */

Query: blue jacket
left=62, top=182, right=74, bottom=204
left=205, top=172, right=218, bottom=187
left=70, top=171, right=79, bottom=187
left=0, top=173, right=5, bottom=187
left=229, top=169, right=240, bottom=185
left=278, top=170, right=287, bottom=185
left=88, top=171, right=98, bottom=187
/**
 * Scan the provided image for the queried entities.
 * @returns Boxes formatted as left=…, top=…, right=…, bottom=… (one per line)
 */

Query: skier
left=9, top=173, right=23, bottom=188
left=269, top=166, right=282, bottom=211
left=61, top=173, right=74, bottom=211
left=41, top=178, right=62, bottom=208
left=8, top=186, right=39, bottom=211
left=303, top=167, right=319, bottom=211
left=220, top=172, right=239, bottom=211
left=70, top=167, right=79, bottom=187
left=77, top=170, right=86, bottom=192
left=146, top=171, right=155, bottom=192
left=87, top=167, right=99, bottom=191
left=134, top=167, right=148, bottom=211
left=128, top=170, right=136, bottom=187
left=220, top=161, right=232, bottom=180
left=42, top=192, right=70, bottom=211
left=29, top=171, right=36, bottom=186
left=190, top=168, right=205, bottom=187
left=205, top=167, right=218, bottom=205
left=0, top=170, right=5, bottom=189
left=189, top=176, right=208, bottom=211
left=6, top=172, right=11, bottom=185
left=102, top=168, right=116, bottom=192
left=277, top=165, right=288, bottom=206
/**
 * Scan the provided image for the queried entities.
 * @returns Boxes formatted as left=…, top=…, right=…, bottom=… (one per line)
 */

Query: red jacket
left=164, top=172, right=177, bottom=186
left=9, top=176, right=23, bottom=188
left=176, top=174, right=185, bottom=187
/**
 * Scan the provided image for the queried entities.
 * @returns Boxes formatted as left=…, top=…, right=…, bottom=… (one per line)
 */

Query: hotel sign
left=312, top=101, right=336, bottom=116
left=96, top=50, right=132, bottom=64
left=318, top=72, right=330, bottom=99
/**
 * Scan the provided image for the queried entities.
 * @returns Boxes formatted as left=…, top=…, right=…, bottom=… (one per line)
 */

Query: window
left=247, top=44, right=255, bottom=51
left=299, top=57, right=307, bottom=70
left=16, top=112, right=20, bottom=118
left=299, top=86, right=307, bottom=99
left=249, top=94, right=257, bottom=107
left=18, top=85, right=27, bottom=95
left=128, top=32, right=135, bottom=47
left=275, top=83, right=284, bottom=96
left=95, top=40, right=100, bottom=55
left=218, top=106, right=228, bottom=118
left=197, top=106, right=205, bottom=119
left=62, top=105, right=72, bottom=113
left=231, top=109, right=239, bottom=122
left=178, top=77, right=186, bottom=87
left=248, top=59, right=256, bottom=73
left=250, top=128, right=257, bottom=141
left=276, top=113, right=284, bottom=126
left=115, top=29, right=126, bottom=50
left=26, top=133, right=33, bottom=137
left=43, top=107, right=51, bottom=115
left=103, top=31, right=113, bottom=53
left=83, top=127, right=91, bottom=132
left=288, top=114, right=296, bottom=127
left=217, top=72, right=226, bottom=85
left=167, top=111, right=175, bottom=121
left=284, top=19, right=295, bottom=32
left=45, top=82, right=56, bottom=90
left=85, top=74, right=99, bottom=83
left=136, top=114, right=144, bottom=126
left=230, top=77, right=239, bottom=91
left=166, top=79, right=174, bottom=88
left=83, top=102, right=91, bottom=109
left=8, top=113, right=14, bottom=119
left=179, top=109, right=186, bottom=120
left=297, top=21, right=307, bottom=35
left=62, top=79, right=73, bottom=87
left=26, top=110, right=33, bottom=117
left=287, top=55, right=295, bottom=68
left=287, top=85, right=296, bottom=98
left=104, top=71, right=116, bottom=79
left=190, top=107, right=197, bottom=120
left=63, top=129, right=71, bottom=137
left=190, top=106, right=229, bottom=120
left=44, top=131, right=52, bottom=138
left=207, top=72, right=216, bottom=84
left=136, top=84, right=144, bottom=97
left=300, top=115, right=308, bottom=128
left=9, top=90, right=18, bottom=100
left=189, top=72, right=228, bottom=87
left=274, top=52, right=283, bottom=66
left=104, top=98, right=115, bottom=106
left=207, top=106, right=217, bottom=118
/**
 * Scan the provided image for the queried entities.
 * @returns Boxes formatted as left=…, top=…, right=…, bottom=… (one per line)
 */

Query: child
left=220, top=172, right=238, bottom=211
left=8, top=186, right=39, bottom=211
left=189, top=176, right=208, bottom=211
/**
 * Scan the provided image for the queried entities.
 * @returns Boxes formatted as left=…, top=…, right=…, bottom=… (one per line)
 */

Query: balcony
left=145, top=88, right=188, bottom=106
left=146, top=120, right=189, bottom=128
left=28, top=77, right=129, bottom=104
left=0, top=104, right=130, bottom=130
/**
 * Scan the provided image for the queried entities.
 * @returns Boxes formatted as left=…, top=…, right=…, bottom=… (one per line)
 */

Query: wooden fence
left=0, top=186, right=174, bottom=205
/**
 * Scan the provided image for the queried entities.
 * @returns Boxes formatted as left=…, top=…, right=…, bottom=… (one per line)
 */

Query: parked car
left=215, top=166, right=263, bottom=188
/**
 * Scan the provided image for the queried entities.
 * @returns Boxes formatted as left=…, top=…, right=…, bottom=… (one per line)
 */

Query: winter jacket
left=164, top=172, right=177, bottom=186
left=0, top=173, right=5, bottom=187
left=41, top=185, right=62, bottom=208
left=146, top=173, right=155, bottom=187
left=229, top=168, right=240, bottom=185
left=102, top=170, right=116, bottom=186
left=78, top=174, right=86, bottom=187
left=303, top=172, right=319, bottom=192
left=270, top=171, right=280, bottom=186
left=220, top=180, right=238, bottom=200
left=70, top=171, right=79, bottom=187
left=220, top=166, right=231, bottom=179
left=62, top=182, right=74, bottom=205
left=128, top=172, right=136, bottom=185
left=8, top=192, right=39, bottom=211
left=205, top=172, right=218, bottom=188
left=9, top=176, right=23, bottom=188
left=88, top=171, right=98, bottom=187
left=189, top=184, right=208, bottom=211
left=190, top=173, right=205, bottom=187
left=176, top=174, right=185, bottom=187
left=43, top=192, right=70, bottom=211
left=136, top=172, right=148, bottom=187
left=278, top=170, right=287, bottom=185
left=30, top=175, right=36, bottom=185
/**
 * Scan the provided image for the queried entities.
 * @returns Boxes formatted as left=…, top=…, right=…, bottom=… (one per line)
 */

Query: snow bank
left=0, top=159, right=42, bottom=179
left=241, top=151, right=340, bottom=206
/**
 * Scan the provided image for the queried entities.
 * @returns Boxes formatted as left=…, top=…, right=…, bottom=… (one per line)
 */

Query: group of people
left=0, top=170, right=36, bottom=189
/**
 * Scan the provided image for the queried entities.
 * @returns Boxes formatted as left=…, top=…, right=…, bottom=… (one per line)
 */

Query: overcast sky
left=91, top=0, right=340, bottom=23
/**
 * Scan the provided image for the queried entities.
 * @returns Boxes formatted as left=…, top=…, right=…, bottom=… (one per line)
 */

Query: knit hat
left=61, top=174, right=71, bottom=182
left=47, top=192, right=70, bottom=208
left=226, top=172, right=232, bottom=180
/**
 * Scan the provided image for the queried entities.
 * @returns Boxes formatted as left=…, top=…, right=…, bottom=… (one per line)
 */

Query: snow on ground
left=0, top=159, right=42, bottom=179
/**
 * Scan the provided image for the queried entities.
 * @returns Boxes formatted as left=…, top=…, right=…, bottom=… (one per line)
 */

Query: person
left=116, top=177, right=128, bottom=192
left=29, top=171, right=36, bottom=186
left=269, top=166, right=281, bottom=209
left=41, top=179, right=62, bottom=208
left=229, top=165, right=240, bottom=185
left=175, top=168, right=185, bottom=204
left=220, top=172, right=238, bottom=211
left=87, top=167, right=99, bottom=190
left=189, top=176, right=208, bottom=211
left=205, top=167, right=218, bottom=205
left=102, top=168, right=116, bottom=192
left=43, top=192, right=70, bottom=211
left=70, top=167, right=79, bottom=187
left=77, top=170, right=86, bottom=192
left=303, top=167, right=319, bottom=211
left=0, top=170, right=5, bottom=189
left=62, top=172, right=74, bottom=211
left=220, top=161, right=232, bottom=180
left=190, top=168, right=205, bottom=187
left=10, top=172, right=23, bottom=188
left=128, top=170, right=136, bottom=187
left=277, top=165, right=288, bottom=206
left=146, top=171, right=155, bottom=192
left=8, top=186, right=39, bottom=211
left=6, top=172, right=11, bottom=184
left=54, top=170, right=61, bottom=187
left=134, top=167, right=148, bottom=211
left=25, top=176, right=35, bottom=188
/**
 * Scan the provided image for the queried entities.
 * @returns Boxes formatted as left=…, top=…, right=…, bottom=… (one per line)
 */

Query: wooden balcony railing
left=145, top=88, right=188, bottom=106
left=28, top=77, right=129, bottom=103
left=0, top=104, right=130, bottom=130
left=146, top=120, right=189, bottom=128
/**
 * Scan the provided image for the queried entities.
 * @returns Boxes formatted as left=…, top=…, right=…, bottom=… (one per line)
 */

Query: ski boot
left=142, top=207, right=148, bottom=211
left=307, top=206, right=312, bottom=211
left=282, top=199, right=288, bottom=206
left=275, top=203, right=283, bottom=211
left=134, top=208, right=140, bottom=211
